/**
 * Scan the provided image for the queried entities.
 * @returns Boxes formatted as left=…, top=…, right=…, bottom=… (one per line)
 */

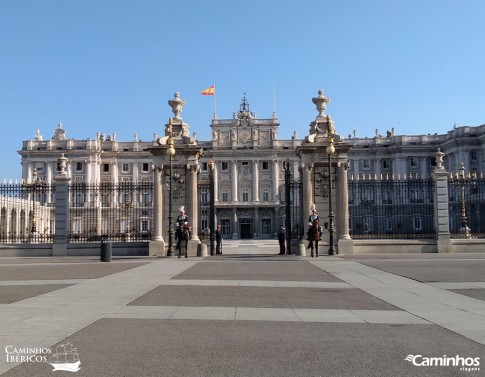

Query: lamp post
left=166, top=118, right=176, bottom=256
left=326, top=135, right=336, bottom=255
left=208, top=159, right=215, bottom=255
left=283, top=159, right=292, bottom=255
left=453, top=162, right=473, bottom=238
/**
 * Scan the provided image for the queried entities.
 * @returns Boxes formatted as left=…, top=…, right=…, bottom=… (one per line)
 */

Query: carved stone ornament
left=435, top=148, right=445, bottom=169
left=52, top=122, right=67, bottom=141
left=312, top=89, right=330, bottom=116
left=168, top=92, right=186, bottom=119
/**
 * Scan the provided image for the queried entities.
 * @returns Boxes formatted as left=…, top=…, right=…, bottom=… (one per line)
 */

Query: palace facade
left=17, top=91, right=485, bottom=241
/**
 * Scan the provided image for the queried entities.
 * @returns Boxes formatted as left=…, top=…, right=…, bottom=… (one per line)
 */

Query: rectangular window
left=221, top=162, right=228, bottom=171
left=201, top=162, right=208, bottom=171
left=242, top=189, right=249, bottom=202
left=200, top=189, right=209, bottom=204
left=72, top=219, right=82, bottom=234
left=410, top=158, right=418, bottom=168
left=262, top=219, right=271, bottom=235
left=201, top=218, right=208, bottom=231
left=362, top=160, right=370, bottom=170
left=382, top=190, right=392, bottom=204
left=142, top=163, right=149, bottom=172
left=221, top=219, right=231, bottom=236
left=75, top=162, right=83, bottom=172
left=141, top=220, right=149, bottom=232
left=262, top=188, right=270, bottom=201
left=222, top=189, right=229, bottom=202
left=386, top=217, right=393, bottom=231
left=242, top=161, right=248, bottom=166
left=103, top=164, right=110, bottom=173
left=471, top=151, right=478, bottom=161
left=122, top=163, right=129, bottom=173
left=262, top=161, right=269, bottom=170
left=73, top=192, right=85, bottom=206
left=414, top=216, right=422, bottom=231
left=382, top=160, right=389, bottom=169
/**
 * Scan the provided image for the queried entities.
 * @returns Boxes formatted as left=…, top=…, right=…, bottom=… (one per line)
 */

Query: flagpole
left=213, top=84, right=217, bottom=119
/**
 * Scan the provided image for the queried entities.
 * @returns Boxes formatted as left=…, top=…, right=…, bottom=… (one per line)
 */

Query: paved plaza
left=1, top=240, right=485, bottom=376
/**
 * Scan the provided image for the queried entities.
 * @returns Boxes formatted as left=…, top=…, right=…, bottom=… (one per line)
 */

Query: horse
left=307, top=220, right=322, bottom=258
left=176, top=222, right=191, bottom=258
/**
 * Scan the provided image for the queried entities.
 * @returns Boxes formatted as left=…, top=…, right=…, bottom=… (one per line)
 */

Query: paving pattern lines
left=0, top=259, right=197, bottom=375
left=310, top=259, right=485, bottom=345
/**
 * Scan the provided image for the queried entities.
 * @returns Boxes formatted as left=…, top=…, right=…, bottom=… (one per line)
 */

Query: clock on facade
left=239, top=130, right=251, bottom=143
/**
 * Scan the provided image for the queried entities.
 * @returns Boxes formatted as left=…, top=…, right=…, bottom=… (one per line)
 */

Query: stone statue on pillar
left=305, top=90, right=342, bottom=144
left=157, top=92, right=196, bottom=146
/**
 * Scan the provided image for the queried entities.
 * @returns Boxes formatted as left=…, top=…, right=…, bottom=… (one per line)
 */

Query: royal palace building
left=16, top=91, right=485, bottom=245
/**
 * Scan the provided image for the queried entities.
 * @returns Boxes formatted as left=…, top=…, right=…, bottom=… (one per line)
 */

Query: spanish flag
left=201, top=85, right=215, bottom=96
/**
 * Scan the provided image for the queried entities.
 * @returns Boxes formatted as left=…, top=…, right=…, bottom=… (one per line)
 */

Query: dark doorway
left=240, top=223, right=252, bottom=238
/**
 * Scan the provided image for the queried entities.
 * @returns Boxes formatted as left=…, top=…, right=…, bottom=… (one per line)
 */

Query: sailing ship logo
left=48, top=342, right=81, bottom=372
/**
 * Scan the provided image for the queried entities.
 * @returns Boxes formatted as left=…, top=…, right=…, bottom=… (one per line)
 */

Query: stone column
left=272, top=160, right=279, bottom=201
left=375, top=158, right=382, bottom=178
left=149, top=165, right=165, bottom=256
left=421, top=157, right=427, bottom=178
left=337, top=161, right=353, bottom=254
left=231, top=161, right=238, bottom=202
left=253, top=161, right=259, bottom=201
left=52, top=155, right=70, bottom=256
left=214, top=163, right=219, bottom=202
left=232, top=208, right=238, bottom=239
left=432, top=149, right=452, bottom=253
left=132, top=162, right=139, bottom=183
left=301, top=162, right=313, bottom=225
left=353, top=159, right=359, bottom=178
left=46, top=162, right=53, bottom=184
left=186, top=163, right=199, bottom=241
left=254, top=207, right=259, bottom=238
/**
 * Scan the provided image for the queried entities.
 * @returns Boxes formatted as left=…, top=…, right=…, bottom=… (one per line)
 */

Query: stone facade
left=17, top=91, right=485, bottom=248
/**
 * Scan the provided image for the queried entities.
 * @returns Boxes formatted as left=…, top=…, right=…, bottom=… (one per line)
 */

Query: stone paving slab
left=163, top=279, right=352, bottom=288
left=345, top=256, right=485, bottom=282
left=450, top=289, right=485, bottom=301
left=173, top=259, right=342, bottom=282
left=0, top=279, right=89, bottom=286
left=130, top=285, right=399, bottom=310
left=2, top=319, right=482, bottom=377
left=109, top=306, right=428, bottom=324
left=0, top=257, right=150, bottom=265
left=0, top=262, right=149, bottom=280
left=0, top=285, right=71, bottom=304
left=310, top=259, right=485, bottom=345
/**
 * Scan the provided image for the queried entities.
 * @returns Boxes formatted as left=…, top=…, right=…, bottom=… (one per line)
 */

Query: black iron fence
left=0, top=182, right=55, bottom=243
left=197, top=183, right=210, bottom=241
left=289, top=180, right=304, bottom=239
left=349, top=178, right=435, bottom=239
left=448, top=178, right=485, bottom=239
left=68, top=182, right=153, bottom=243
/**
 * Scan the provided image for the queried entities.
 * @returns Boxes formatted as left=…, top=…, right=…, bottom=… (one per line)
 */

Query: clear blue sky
left=1, top=0, right=484, bottom=180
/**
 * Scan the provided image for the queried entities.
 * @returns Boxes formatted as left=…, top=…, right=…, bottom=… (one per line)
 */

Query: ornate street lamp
left=326, top=134, right=336, bottom=255
left=451, top=162, right=474, bottom=238
left=208, top=159, right=215, bottom=255
left=166, top=118, right=176, bottom=256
